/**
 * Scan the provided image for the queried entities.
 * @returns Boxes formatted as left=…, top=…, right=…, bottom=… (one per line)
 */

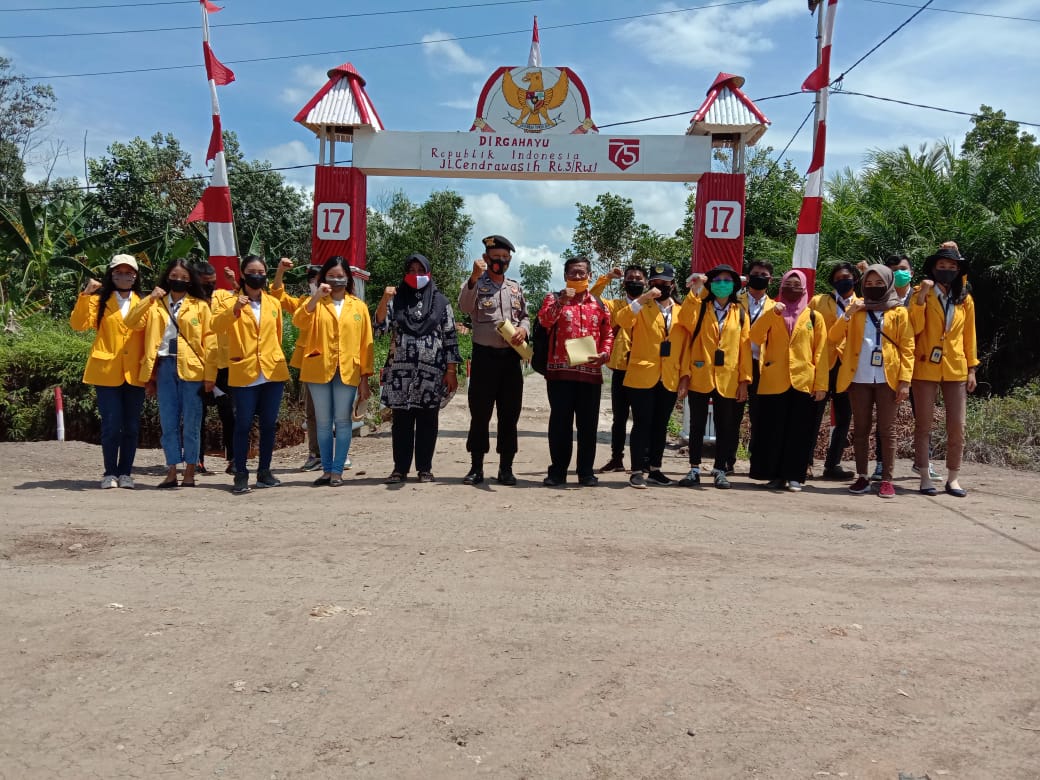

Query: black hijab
left=393, top=253, right=449, bottom=338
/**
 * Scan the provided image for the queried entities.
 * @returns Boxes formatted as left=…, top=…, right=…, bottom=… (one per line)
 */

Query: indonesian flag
left=527, top=16, right=541, bottom=68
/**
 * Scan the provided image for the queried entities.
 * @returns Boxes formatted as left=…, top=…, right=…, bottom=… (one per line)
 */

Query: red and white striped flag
left=791, top=0, right=838, bottom=288
left=527, top=16, right=541, bottom=67
left=186, top=0, right=239, bottom=289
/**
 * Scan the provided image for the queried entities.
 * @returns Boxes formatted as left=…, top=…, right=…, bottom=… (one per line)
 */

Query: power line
left=830, top=0, right=934, bottom=86
left=596, top=91, right=805, bottom=130
left=0, top=0, right=543, bottom=39
left=23, top=0, right=758, bottom=80
left=832, top=90, right=1040, bottom=128
left=770, top=104, right=816, bottom=169
left=1, top=0, right=191, bottom=10
left=859, top=0, right=1040, bottom=24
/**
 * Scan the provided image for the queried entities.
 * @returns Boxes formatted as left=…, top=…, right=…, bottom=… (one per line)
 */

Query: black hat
left=923, top=247, right=967, bottom=276
left=404, top=252, right=431, bottom=273
left=648, top=262, right=675, bottom=282
left=482, top=235, right=515, bottom=253
left=705, top=263, right=739, bottom=282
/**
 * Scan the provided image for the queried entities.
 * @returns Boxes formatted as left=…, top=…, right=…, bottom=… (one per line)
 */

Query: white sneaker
left=345, top=456, right=353, bottom=470
left=117, top=475, right=135, bottom=489
left=100, top=475, right=118, bottom=489
left=787, top=480, right=803, bottom=492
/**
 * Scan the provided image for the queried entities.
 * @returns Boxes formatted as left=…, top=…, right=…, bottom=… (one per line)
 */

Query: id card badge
left=714, top=349, right=726, bottom=367
left=930, top=346, right=943, bottom=364
left=870, top=349, right=883, bottom=367
left=659, top=340, right=671, bottom=358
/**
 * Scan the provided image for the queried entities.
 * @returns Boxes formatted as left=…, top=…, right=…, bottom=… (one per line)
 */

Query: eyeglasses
left=565, top=269, right=589, bottom=279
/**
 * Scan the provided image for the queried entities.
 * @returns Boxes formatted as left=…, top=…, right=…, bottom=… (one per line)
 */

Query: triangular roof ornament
left=294, top=62, right=385, bottom=142
left=687, top=72, right=769, bottom=147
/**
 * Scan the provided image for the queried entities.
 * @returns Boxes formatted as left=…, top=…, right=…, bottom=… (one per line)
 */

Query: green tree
left=743, top=147, right=803, bottom=271
left=0, top=57, right=57, bottom=202
left=565, top=193, right=640, bottom=276
left=519, top=257, right=553, bottom=316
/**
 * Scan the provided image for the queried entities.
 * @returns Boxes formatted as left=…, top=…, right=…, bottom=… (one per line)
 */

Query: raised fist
left=83, top=279, right=102, bottom=294
left=235, top=294, right=250, bottom=311
left=773, top=301, right=786, bottom=315
left=609, top=267, right=624, bottom=279
left=223, top=266, right=237, bottom=283
left=150, top=286, right=167, bottom=301
left=561, top=286, right=577, bottom=300
left=383, top=286, right=397, bottom=298
left=317, top=283, right=332, bottom=298
left=278, top=257, right=293, bottom=271
left=472, top=258, right=488, bottom=277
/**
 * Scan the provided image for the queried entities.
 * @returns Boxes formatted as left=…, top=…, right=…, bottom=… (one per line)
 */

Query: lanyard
left=867, top=311, right=884, bottom=344
left=714, top=302, right=730, bottom=335
left=748, top=295, right=765, bottom=324
left=835, top=292, right=851, bottom=314
left=937, top=290, right=954, bottom=335
left=658, top=302, right=672, bottom=339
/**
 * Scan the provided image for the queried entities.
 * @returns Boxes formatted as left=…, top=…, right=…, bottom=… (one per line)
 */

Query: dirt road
left=1, top=376, right=1038, bottom=779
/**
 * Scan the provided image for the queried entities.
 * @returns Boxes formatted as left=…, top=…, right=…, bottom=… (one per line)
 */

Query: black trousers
left=609, top=368, right=632, bottom=461
left=687, top=390, right=741, bottom=472
left=546, top=379, right=601, bottom=482
left=809, top=362, right=852, bottom=469
left=392, top=406, right=440, bottom=474
left=466, top=344, right=523, bottom=457
left=199, top=366, right=235, bottom=462
left=628, top=381, right=677, bottom=473
left=750, top=388, right=817, bottom=482
left=741, top=361, right=762, bottom=462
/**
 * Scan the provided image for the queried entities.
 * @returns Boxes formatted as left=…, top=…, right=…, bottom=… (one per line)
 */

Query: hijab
left=393, top=253, right=448, bottom=338
left=779, top=269, right=809, bottom=335
left=861, top=264, right=901, bottom=312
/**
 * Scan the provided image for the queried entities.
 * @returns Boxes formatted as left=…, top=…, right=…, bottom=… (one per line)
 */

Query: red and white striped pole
left=54, top=386, right=65, bottom=442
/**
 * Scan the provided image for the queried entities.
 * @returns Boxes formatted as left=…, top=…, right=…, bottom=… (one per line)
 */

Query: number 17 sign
left=316, top=203, right=351, bottom=240
left=704, top=200, right=742, bottom=239
left=691, top=172, right=747, bottom=273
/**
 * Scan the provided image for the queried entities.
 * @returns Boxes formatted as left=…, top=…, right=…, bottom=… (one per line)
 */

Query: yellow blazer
left=909, top=287, right=978, bottom=382
left=749, top=307, right=829, bottom=395
left=211, top=291, right=290, bottom=386
left=291, top=295, right=374, bottom=386
left=613, top=300, right=688, bottom=391
left=271, top=286, right=311, bottom=369
left=678, top=300, right=753, bottom=398
left=125, top=295, right=217, bottom=384
left=69, top=292, right=147, bottom=387
left=809, top=292, right=859, bottom=369
left=207, top=289, right=236, bottom=370
left=829, top=307, right=915, bottom=393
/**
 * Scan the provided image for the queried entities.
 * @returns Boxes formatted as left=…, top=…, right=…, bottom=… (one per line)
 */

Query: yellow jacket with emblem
left=69, top=291, right=147, bottom=387
left=207, top=289, right=236, bottom=369
left=749, top=306, right=829, bottom=395
left=589, top=275, right=636, bottom=372
left=809, top=292, right=859, bottom=370
left=270, top=285, right=311, bottom=369
left=908, top=286, right=978, bottom=382
left=613, top=299, right=688, bottom=391
left=211, top=291, right=290, bottom=386
left=291, top=295, right=375, bottom=385
left=828, top=306, right=915, bottom=393
left=125, top=294, right=218, bottom=384
left=677, top=298, right=753, bottom=398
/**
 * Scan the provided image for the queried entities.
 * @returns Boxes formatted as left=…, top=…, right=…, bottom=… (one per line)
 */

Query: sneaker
left=822, top=465, right=854, bottom=480
left=344, top=456, right=353, bottom=470
left=100, top=475, right=118, bottom=489
left=646, top=470, right=673, bottom=486
left=713, top=470, right=731, bottom=489
left=629, top=471, right=648, bottom=489
left=787, top=480, right=803, bottom=492
left=598, top=456, right=626, bottom=473
left=912, top=463, right=941, bottom=480
left=878, top=480, right=896, bottom=499
left=496, top=469, right=517, bottom=486
left=542, top=475, right=564, bottom=487
left=849, top=476, right=871, bottom=494
left=255, top=469, right=281, bottom=488
left=870, top=463, right=883, bottom=482
left=300, top=455, right=322, bottom=472
left=765, top=479, right=785, bottom=490
left=232, top=472, right=251, bottom=494
left=677, top=468, right=701, bottom=487
left=225, top=462, right=236, bottom=475
left=117, top=475, right=135, bottom=489
left=578, top=475, right=599, bottom=487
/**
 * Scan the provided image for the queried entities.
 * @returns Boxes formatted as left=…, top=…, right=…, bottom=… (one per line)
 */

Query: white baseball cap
left=108, top=254, right=139, bottom=272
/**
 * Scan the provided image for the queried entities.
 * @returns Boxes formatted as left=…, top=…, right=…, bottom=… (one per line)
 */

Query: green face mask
left=710, top=280, right=735, bottom=298
left=893, top=269, right=912, bottom=287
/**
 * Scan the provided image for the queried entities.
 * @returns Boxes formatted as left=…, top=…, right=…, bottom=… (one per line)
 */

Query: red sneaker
left=848, top=476, right=871, bottom=494
left=878, top=480, right=895, bottom=499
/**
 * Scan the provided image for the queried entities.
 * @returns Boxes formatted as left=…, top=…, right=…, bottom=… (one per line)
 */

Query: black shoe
left=765, top=479, right=784, bottom=490
left=313, top=476, right=332, bottom=487
left=629, top=472, right=648, bottom=489
left=713, top=470, right=731, bottom=489
left=598, top=456, right=626, bottom=473
left=225, top=462, right=236, bottom=475
left=823, top=465, right=854, bottom=480
left=463, top=469, right=484, bottom=485
left=256, top=469, right=281, bottom=488
left=677, top=468, right=701, bottom=487
left=646, top=470, right=673, bottom=486
left=497, top=469, right=517, bottom=486
left=578, top=475, right=599, bottom=487
left=542, top=475, right=564, bottom=487
left=232, top=472, right=251, bottom=494
left=944, top=481, right=967, bottom=498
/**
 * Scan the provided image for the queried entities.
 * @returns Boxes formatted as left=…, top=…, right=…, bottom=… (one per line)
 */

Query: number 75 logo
left=316, top=202, right=351, bottom=240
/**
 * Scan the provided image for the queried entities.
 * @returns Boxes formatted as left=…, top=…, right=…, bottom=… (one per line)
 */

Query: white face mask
left=413, top=275, right=431, bottom=290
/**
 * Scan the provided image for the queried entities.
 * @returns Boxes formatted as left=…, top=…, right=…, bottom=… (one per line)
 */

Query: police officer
left=458, top=235, right=530, bottom=485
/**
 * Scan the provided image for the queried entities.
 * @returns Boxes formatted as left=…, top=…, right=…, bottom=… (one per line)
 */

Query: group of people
left=72, top=235, right=977, bottom=498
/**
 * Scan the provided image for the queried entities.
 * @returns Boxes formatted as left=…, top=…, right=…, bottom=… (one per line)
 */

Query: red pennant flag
left=206, top=116, right=224, bottom=164
left=203, top=41, right=235, bottom=86
left=201, top=1, right=223, bottom=12
left=187, top=185, right=233, bottom=224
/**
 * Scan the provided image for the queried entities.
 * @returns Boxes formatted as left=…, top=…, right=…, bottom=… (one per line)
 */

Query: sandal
left=180, top=480, right=197, bottom=488
left=156, top=479, right=179, bottom=489
left=329, top=475, right=344, bottom=487
left=385, top=471, right=405, bottom=484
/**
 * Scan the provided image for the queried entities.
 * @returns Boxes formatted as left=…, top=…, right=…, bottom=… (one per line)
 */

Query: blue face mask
left=710, top=280, right=735, bottom=299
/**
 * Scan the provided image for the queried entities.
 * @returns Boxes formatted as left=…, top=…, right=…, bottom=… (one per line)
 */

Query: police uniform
left=457, top=235, right=530, bottom=483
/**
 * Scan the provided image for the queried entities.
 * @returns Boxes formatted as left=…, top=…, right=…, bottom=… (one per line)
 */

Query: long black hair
left=317, top=255, right=355, bottom=295
left=94, top=264, right=142, bottom=329
left=158, top=257, right=206, bottom=300
left=238, top=254, right=267, bottom=293
left=923, top=253, right=969, bottom=304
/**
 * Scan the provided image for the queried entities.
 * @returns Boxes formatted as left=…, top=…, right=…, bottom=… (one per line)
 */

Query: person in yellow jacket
left=291, top=256, right=374, bottom=486
left=675, top=264, right=752, bottom=489
left=193, top=262, right=237, bottom=476
left=613, top=262, right=688, bottom=489
left=211, top=255, right=291, bottom=494
left=806, top=262, right=860, bottom=480
left=69, top=254, right=148, bottom=489
left=909, top=245, right=978, bottom=497
left=827, top=265, right=915, bottom=499
left=589, top=264, right=648, bottom=472
left=125, top=258, right=217, bottom=488
left=748, top=269, right=829, bottom=492
left=739, top=259, right=776, bottom=468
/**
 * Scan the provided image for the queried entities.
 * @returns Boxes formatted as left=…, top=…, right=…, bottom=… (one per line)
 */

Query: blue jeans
left=95, top=383, right=146, bottom=477
left=232, top=381, right=284, bottom=474
left=306, top=372, right=358, bottom=475
left=156, top=357, right=203, bottom=467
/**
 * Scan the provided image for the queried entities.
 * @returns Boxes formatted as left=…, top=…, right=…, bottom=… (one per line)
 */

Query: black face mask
left=200, top=283, right=216, bottom=297
left=168, top=279, right=190, bottom=294
left=933, top=269, right=958, bottom=286
left=651, top=284, right=672, bottom=300
left=862, top=286, right=887, bottom=302
left=833, top=278, right=856, bottom=296
left=489, top=260, right=509, bottom=276
left=624, top=280, right=645, bottom=298
left=243, top=273, right=267, bottom=291
left=748, top=275, right=769, bottom=291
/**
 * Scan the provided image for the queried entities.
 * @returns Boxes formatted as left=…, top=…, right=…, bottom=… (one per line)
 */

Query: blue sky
left=4, top=0, right=1039, bottom=284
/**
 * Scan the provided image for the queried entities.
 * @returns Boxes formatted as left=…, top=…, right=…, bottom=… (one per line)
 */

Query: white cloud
left=421, top=31, right=487, bottom=75
left=463, top=191, right=523, bottom=254
left=280, top=65, right=331, bottom=108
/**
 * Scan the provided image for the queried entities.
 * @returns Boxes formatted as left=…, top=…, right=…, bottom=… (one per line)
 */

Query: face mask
left=624, top=280, right=645, bottom=298
left=200, top=283, right=215, bottom=297
left=748, top=275, right=769, bottom=291
left=651, top=284, right=672, bottom=300
left=710, top=280, right=735, bottom=299
left=933, top=268, right=958, bottom=286
left=404, top=273, right=430, bottom=290
left=243, top=273, right=267, bottom=291
left=112, top=273, right=135, bottom=290
left=327, top=278, right=350, bottom=289
left=565, top=278, right=589, bottom=293
left=168, top=279, right=190, bottom=294
left=780, top=287, right=803, bottom=303
left=862, top=286, right=887, bottom=302
left=489, top=260, right=508, bottom=276
left=893, top=269, right=912, bottom=288
left=833, top=278, right=855, bottom=296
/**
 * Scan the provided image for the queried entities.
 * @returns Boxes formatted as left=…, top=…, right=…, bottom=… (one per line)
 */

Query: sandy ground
left=1, top=375, right=1038, bottom=779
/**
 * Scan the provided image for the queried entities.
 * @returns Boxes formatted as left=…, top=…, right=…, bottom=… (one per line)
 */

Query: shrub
left=961, top=383, right=1040, bottom=471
